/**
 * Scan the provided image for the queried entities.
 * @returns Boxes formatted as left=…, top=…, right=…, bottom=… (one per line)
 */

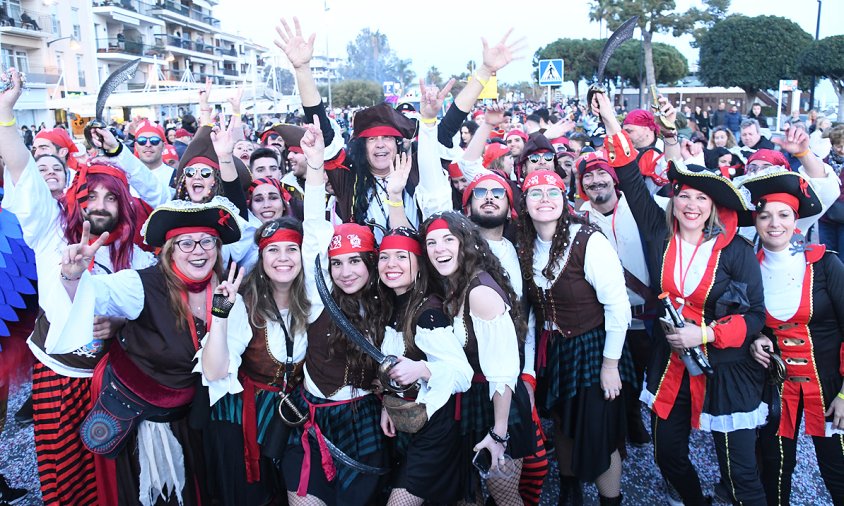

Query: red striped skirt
left=32, top=361, right=98, bottom=506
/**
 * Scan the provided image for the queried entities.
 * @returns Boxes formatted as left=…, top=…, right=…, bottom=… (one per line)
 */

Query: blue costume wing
left=0, top=188, right=38, bottom=338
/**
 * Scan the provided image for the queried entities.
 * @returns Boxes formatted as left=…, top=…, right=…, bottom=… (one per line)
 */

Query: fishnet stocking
left=387, top=488, right=424, bottom=506
left=287, top=492, right=327, bottom=506
left=594, top=450, right=622, bottom=498
left=486, top=458, right=524, bottom=505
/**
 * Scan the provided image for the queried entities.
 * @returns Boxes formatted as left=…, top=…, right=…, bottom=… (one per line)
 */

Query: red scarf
left=171, top=262, right=213, bottom=293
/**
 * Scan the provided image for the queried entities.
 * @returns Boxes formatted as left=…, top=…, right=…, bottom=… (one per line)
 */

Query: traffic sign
left=538, top=59, right=564, bottom=86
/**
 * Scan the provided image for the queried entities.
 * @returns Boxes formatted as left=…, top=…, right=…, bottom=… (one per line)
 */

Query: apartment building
left=1, top=0, right=98, bottom=126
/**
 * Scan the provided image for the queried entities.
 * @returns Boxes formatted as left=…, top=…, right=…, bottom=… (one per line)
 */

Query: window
left=3, top=0, right=22, bottom=21
left=71, top=8, right=80, bottom=40
left=76, top=55, right=85, bottom=87
left=2, top=48, right=29, bottom=74
left=50, top=4, right=59, bottom=34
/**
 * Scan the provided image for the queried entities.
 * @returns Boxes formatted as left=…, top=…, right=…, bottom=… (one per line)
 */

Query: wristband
left=488, top=427, right=510, bottom=446
left=794, top=149, right=811, bottom=158
left=420, top=117, right=437, bottom=125
left=838, top=392, right=844, bottom=401
left=385, top=199, right=404, bottom=208
left=307, top=162, right=324, bottom=171
left=60, top=271, right=81, bottom=282
left=701, top=321, right=708, bottom=345
left=104, top=142, right=123, bottom=157
left=473, top=73, right=489, bottom=87
left=231, top=113, right=242, bottom=117
left=0, top=117, right=16, bottom=127
left=211, top=293, right=234, bottom=318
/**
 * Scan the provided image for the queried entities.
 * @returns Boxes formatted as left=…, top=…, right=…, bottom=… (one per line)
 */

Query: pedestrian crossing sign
left=538, top=59, right=564, bottom=86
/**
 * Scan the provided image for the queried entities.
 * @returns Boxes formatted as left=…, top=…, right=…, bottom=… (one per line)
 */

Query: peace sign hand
left=215, top=261, right=245, bottom=304
left=61, top=221, right=108, bottom=281
left=275, top=17, right=315, bottom=70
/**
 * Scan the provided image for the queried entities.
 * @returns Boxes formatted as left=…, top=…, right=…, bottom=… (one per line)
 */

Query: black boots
left=0, top=473, right=27, bottom=505
left=558, top=475, right=583, bottom=506
left=599, top=493, right=623, bottom=505
left=13, top=394, right=32, bottom=425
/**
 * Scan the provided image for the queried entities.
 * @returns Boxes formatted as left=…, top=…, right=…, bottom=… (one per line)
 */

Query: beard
left=85, top=211, right=118, bottom=235
left=470, top=210, right=508, bottom=229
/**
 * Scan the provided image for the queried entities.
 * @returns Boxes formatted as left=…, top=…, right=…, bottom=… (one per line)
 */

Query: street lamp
left=47, top=36, right=81, bottom=51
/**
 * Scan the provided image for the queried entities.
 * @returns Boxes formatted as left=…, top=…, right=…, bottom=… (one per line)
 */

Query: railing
left=21, top=65, right=60, bottom=85
left=215, top=46, right=239, bottom=57
left=168, top=69, right=223, bottom=85
left=96, top=38, right=165, bottom=58
left=222, top=68, right=238, bottom=77
left=154, top=1, right=220, bottom=27
left=156, top=34, right=216, bottom=55
left=0, top=7, right=51, bottom=34
left=92, top=0, right=158, bottom=16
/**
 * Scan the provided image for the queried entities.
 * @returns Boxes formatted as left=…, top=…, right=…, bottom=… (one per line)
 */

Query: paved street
left=0, top=382, right=831, bottom=505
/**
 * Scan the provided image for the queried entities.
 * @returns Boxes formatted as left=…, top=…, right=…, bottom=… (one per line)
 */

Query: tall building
left=1, top=0, right=98, bottom=126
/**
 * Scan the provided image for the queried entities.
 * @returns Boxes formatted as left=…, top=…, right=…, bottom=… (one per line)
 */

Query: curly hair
left=327, top=250, right=390, bottom=384
left=420, top=211, right=526, bottom=341
left=347, top=138, right=417, bottom=225
left=241, top=218, right=310, bottom=337
left=377, top=227, right=440, bottom=354
left=516, top=193, right=589, bottom=323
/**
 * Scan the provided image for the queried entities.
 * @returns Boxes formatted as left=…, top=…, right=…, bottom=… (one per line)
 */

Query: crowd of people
left=1, top=15, right=844, bottom=506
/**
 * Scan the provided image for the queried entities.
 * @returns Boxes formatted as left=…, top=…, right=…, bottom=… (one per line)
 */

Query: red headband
left=380, top=234, right=422, bottom=256
left=759, top=193, right=800, bottom=215
left=66, top=162, right=130, bottom=217
left=248, top=177, right=285, bottom=203
left=747, top=149, right=791, bottom=170
left=462, top=173, right=517, bottom=220
left=135, top=121, right=165, bottom=139
left=506, top=129, right=528, bottom=142
left=259, top=228, right=303, bottom=251
left=185, top=156, right=220, bottom=170
left=447, top=162, right=463, bottom=178
left=35, top=128, right=78, bottom=153
left=287, top=146, right=303, bottom=153
left=623, top=110, right=659, bottom=134
left=427, top=218, right=450, bottom=233
left=482, top=143, right=510, bottom=168
left=356, top=125, right=403, bottom=138
left=328, top=223, right=376, bottom=257
left=165, top=226, right=219, bottom=241
left=522, top=169, right=566, bottom=192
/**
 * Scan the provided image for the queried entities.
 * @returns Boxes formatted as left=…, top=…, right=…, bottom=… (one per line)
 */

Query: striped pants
left=32, top=361, right=98, bottom=506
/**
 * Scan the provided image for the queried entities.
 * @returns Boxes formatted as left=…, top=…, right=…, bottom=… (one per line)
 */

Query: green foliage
left=342, top=28, right=414, bottom=87
left=605, top=40, right=687, bottom=86
left=698, top=15, right=812, bottom=96
left=426, top=66, right=443, bottom=88
left=799, top=35, right=844, bottom=92
left=330, top=80, right=384, bottom=108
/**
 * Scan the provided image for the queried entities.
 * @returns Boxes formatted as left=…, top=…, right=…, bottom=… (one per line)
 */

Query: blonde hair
left=665, top=197, right=726, bottom=242
left=708, top=127, right=737, bottom=150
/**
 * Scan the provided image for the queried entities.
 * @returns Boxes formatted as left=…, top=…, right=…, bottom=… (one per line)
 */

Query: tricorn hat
left=142, top=196, right=242, bottom=247
left=353, top=103, right=417, bottom=139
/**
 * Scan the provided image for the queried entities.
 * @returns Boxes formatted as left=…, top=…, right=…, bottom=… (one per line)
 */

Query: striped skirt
left=32, top=361, right=97, bottom=506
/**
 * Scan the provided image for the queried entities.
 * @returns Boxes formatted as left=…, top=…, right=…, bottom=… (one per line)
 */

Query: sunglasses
left=472, top=187, right=506, bottom=200
left=136, top=136, right=162, bottom=146
left=175, top=236, right=218, bottom=253
left=527, top=152, right=555, bottom=164
left=184, top=166, right=213, bottom=179
left=526, top=188, right=564, bottom=201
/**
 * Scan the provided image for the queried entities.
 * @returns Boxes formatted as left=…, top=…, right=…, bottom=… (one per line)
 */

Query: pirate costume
left=378, top=231, right=474, bottom=503
left=46, top=197, right=248, bottom=506
left=738, top=169, right=844, bottom=505
left=281, top=181, right=386, bottom=506
left=4, top=150, right=167, bottom=505
left=608, top=130, right=768, bottom=506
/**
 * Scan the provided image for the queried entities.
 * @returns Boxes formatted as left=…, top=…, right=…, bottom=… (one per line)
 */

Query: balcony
left=96, top=38, right=165, bottom=61
left=155, top=34, right=221, bottom=62
left=0, top=8, right=51, bottom=40
left=152, top=1, right=220, bottom=29
left=93, top=0, right=155, bottom=16
left=92, top=0, right=164, bottom=26
left=167, top=68, right=223, bottom=85
left=24, top=65, right=61, bottom=86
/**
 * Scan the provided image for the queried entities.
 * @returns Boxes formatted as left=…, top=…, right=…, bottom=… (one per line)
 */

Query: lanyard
left=182, top=285, right=213, bottom=351
left=676, top=233, right=704, bottom=299
left=609, top=199, right=621, bottom=245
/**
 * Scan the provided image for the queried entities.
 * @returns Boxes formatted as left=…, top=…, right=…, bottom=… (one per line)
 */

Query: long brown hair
left=241, top=218, right=310, bottom=336
left=420, top=212, right=526, bottom=341
left=158, top=237, right=224, bottom=331
left=517, top=194, right=589, bottom=324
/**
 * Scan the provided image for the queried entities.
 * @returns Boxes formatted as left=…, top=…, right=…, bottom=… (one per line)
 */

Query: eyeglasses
left=472, top=187, right=506, bottom=200
left=527, top=152, right=555, bottom=164
left=136, top=136, right=162, bottom=146
left=175, top=236, right=218, bottom=253
left=526, top=188, right=564, bottom=201
left=184, top=166, right=213, bottom=179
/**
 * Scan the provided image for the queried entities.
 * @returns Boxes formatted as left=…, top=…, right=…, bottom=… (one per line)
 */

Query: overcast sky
left=215, top=0, right=843, bottom=103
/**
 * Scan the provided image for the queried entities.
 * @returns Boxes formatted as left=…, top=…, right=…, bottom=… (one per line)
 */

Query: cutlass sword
left=84, top=58, right=142, bottom=153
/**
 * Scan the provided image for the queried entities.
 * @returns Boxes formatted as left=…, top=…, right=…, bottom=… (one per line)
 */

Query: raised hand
left=386, top=152, right=412, bottom=198
left=199, top=77, right=212, bottom=107
left=418, top=78, right=456, bottom=120
left=210, top=121, right=234, bottom=158
left=216, top=261, right=245, bottom=303
left=773, top=124, right=810, bottom=155
left=0, top=67, right=25, bottom=113
left=299, top=115, right=325, bottom=168
left=480, top=28, right=526, bottom=74
left=89, top=126, right=120, bottom=153
left=483, top=102, right=507, bottom=128
left=61, top=221, right=108, bottom=281
left=274, top=17, right=315, bottom=70
left=226, top=86, right=244, bottom=114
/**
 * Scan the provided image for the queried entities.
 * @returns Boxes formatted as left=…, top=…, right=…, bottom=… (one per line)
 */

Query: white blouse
left=454, top=309, right=520, bottom=400
left=760, top=247, right=805, bottom=321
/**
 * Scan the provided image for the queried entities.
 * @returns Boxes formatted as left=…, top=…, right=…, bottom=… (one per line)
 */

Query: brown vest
left=29, top=309, right=112, bottom=371
left=530, top=226, right=605, bottom=338
left=305, top=311, right=376, bottom=396
left=462, top=272, right=516, bottom=374
left=241, top=319, right=302, bottom=387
